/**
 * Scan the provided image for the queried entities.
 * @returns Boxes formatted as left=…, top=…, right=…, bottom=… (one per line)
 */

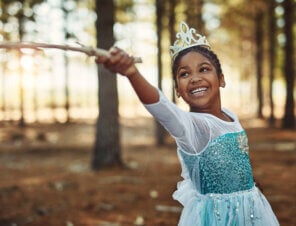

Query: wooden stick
left=0, top=41, right=142, bottom=63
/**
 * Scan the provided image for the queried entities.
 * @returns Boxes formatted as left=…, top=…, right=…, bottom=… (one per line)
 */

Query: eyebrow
left=197, top=62, right=211, bottom=67
left=177, top=61, right=212, bottom=73
left=177, top=66, right=189, bottom=73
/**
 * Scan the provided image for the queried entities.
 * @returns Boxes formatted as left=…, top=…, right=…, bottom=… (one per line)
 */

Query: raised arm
left=95, top=47, right=159, bottom=104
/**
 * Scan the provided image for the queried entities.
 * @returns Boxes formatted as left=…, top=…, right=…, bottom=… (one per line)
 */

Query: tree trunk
left=62, top=2, right=71, bottom=123
left=186, top=0, right=205, bottom=34
left=64, top=53, right=70, bottom=122
left=17, top=16, right=25, bottom=127
left=92, top=0, right=122, bottom=170
left=155, top=0, right=167, bottom=146
left=268, top=0, right=276, bottom=125
left=1, top=60, right=7, bottom=121
left=255, top=11, right=264, bottom=119
left=282, top=0, right=295, bottom=129
left=169, top=0, right=176, bottom=103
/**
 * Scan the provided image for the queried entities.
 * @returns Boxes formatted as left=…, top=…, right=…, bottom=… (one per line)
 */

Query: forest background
left=0, top=0, right=295, bottom=225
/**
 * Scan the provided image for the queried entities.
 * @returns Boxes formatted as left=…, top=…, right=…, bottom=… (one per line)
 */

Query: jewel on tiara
left=170, top=21, right=210, bottom=61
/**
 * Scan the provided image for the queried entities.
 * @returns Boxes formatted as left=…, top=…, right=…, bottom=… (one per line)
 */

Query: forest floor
left=0, top=117, right=295, bottom=226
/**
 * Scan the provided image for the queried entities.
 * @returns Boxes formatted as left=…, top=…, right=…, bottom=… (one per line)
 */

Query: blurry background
left=0, top=0, right=294, bottom=124
left=0, top=0, right=295, bottom=225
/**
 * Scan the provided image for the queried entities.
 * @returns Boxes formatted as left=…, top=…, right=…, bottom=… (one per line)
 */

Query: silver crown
left=170, top=21, right=210, bottom=61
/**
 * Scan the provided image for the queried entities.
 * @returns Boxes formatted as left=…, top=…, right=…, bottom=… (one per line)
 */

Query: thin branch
left=0, top=41, right=142, bottom=63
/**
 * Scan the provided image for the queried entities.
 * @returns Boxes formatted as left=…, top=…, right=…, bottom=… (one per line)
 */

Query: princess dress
left=145, top=91, right=280, bottom=226
left=173, top=130, right=280, bottom=226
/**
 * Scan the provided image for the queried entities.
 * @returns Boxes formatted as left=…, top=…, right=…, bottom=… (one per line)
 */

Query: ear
left=175, top=87, right=181, bottom=98
left=219, top=74, right=226, bottom=88
left=174, top=80, right=181, bottom=98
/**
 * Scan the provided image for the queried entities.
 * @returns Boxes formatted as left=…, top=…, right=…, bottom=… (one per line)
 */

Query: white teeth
left=191, top=87, right=207, bottom=94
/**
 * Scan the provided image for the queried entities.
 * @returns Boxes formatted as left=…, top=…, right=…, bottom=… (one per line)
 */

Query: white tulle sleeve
left=143, top=90, right=210, bottom=154
left=143, top=90, right=187, bottom=138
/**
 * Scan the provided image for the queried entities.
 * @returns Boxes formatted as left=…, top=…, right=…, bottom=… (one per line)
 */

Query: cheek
left=174, top=78, right=178, bottom=88
left=176, top=79, right=186, bottom=92
left=209, top=75, right=220, bottom=86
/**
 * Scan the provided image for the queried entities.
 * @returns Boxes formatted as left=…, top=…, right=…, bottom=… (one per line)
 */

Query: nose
left=190, top=74, right=202, bottom=84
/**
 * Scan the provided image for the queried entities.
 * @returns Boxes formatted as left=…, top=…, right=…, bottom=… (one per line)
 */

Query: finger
left=109, top=46, right=121, bottom=56
left=119, top=54, right=136, bottom=68
left=95, top=54, right=109, bottom=64
left=115, top=52, right=134, bottom=72
left=105, top=49, right=127, bottom=68
left=107, top=54, right=132, bottom=75
left=95, top=46, right=119, bottom=64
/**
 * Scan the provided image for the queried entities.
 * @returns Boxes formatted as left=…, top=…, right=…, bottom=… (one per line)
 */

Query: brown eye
left=179, top=72, right=189, bottom=78
left=200, top=67, right=209, bottom=73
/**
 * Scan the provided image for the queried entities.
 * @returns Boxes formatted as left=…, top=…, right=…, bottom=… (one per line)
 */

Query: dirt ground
left=0, top=117, right=295, bottom=226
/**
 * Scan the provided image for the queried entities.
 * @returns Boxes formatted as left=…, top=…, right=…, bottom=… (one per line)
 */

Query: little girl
left=96, top=21, right=279, bottom=226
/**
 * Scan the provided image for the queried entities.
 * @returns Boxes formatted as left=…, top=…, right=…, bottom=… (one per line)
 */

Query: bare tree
left=155, top=0, right=167, bottom=146
left=186, top=0, right=205, bottom=34
left=282, top=0, right=295, bottom=129
left=255, top=10, right=264, bottom=119
left=61, top=0, right=71, bottom=123
left=267, top=0, right=276, bottom=125
left=92, top=0, right=122, bottom=170
left=168, top=0, right=177, bottom=103
left=1, top=0, right=44, bottom=126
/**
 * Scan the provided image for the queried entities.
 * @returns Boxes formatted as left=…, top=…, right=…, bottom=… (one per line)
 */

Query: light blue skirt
left=173, top=180, right=280, bottom=226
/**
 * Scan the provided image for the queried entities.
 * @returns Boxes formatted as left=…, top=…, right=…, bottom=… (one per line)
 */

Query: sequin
left=179, top=130, right=254, bottom=194
left=237, top=132, right=249, bottom=154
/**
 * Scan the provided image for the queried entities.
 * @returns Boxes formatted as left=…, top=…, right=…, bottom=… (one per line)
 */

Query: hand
left=95, top=47, right=138, bottom=78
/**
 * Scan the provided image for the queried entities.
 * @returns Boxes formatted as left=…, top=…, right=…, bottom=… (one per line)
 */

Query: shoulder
left=192, top=108, right=243, bottom=138
left=144, top=89, right=189, bottom=118
left=222, top=108, right=240, bottom=123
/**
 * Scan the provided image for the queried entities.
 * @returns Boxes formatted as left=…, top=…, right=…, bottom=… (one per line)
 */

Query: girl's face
left=175, top=51, right=225, bottom=113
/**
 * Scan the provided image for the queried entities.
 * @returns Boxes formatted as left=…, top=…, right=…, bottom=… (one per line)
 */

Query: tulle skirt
left=173, top=180, right=279, bottom=226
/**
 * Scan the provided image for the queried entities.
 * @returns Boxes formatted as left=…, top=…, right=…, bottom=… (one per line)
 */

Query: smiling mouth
left=190, top=87, right=208, bottom=95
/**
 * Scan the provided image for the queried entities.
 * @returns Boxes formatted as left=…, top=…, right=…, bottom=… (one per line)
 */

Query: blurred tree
left=115, top=0, right=134, bottom=23
left=267, top=0, right=277, bottom=125
left=217, top=0, right=271, bottom=119
left=32, top=54, right=38, bottom=122
left=0, top=56, right=6, bottom=116
left=218, top=0, right=295, bottom=127
left=239, top=0, right=267, bottom=119
left=1, top=0, right=44, bottom=126
left=168, top=0, right=177, bottom=103
left=60, top=0, right=88, bottom=123
left=92, top=0, right=122, bottom=170
left=46, top=0, right=96, bottom=123
left=0, top=52, right=8, bottom=121
left=60, top=0, right=81, bottom=123
left=155, top=0, right=167, bottom=146
left=255, top=8, right=264, bottom=119
left=61, top=0, right=71, bottom=123
left=0, top=1, right=10, bottom=121
left=282, top=0, right=295, bottom=129
left=186, top=0, right=205, bottom=34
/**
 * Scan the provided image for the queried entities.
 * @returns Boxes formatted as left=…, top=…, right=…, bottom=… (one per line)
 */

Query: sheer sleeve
left=144, top=90, right=186, bottom=138
left=143, top=90, right=210, bottom=154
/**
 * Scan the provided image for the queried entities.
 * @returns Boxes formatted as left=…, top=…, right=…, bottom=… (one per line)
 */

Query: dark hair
left=172, top=46, right=223, bottom=87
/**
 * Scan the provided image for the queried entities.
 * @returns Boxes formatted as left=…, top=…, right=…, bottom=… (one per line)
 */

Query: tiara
left=170, top=21, right=210, bottom=61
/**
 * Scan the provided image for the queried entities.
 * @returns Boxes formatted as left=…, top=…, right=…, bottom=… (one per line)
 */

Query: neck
left=190, top=107, right=233, bottom=122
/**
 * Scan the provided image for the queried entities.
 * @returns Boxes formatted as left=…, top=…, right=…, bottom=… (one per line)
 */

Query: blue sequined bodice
left=179, top=131, right=254, bottom=194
